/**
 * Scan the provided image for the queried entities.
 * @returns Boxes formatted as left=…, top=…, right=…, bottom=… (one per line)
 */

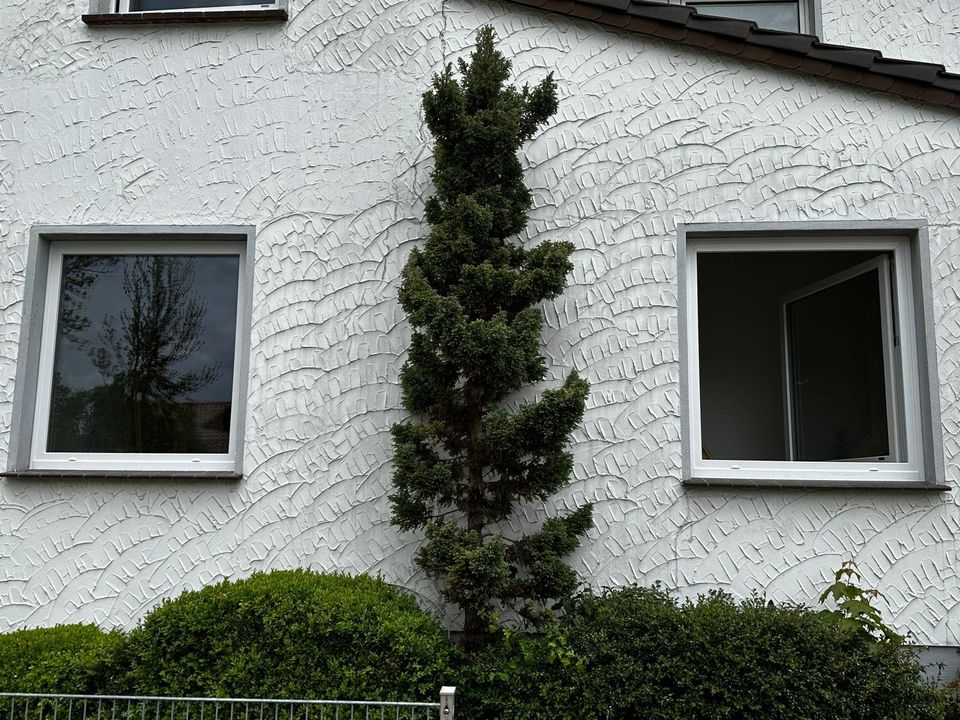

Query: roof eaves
left=872, top=57, right=947, bottom=84
left=624, top=1, right=693, bottom=24
left=937, top=74, right=960, bottom=93
left=747, top=27, right=816, bottom=54
left=501, top=0, right=960, bottom=110
left=807, top=42, right=881, bottom=69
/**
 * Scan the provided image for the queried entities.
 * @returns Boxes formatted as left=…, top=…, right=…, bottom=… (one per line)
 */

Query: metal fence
left=0, top=691, right=455, bottom=720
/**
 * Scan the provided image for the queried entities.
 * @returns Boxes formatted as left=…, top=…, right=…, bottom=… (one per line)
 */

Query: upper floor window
left=119, top=0, right=278, bottom=10
left=687, top=0, right=814, bottom=34
left=82, top=0, right=287, bottom=22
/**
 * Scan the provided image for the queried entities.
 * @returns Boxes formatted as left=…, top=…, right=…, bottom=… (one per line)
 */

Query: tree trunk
left=461, top=415, right=486, bottom=650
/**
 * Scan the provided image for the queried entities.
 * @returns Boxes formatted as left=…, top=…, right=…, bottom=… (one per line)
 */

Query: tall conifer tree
left=390, top=26, right=592, bottom=648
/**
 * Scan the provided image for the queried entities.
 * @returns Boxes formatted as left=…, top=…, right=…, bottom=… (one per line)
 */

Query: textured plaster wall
left=661, top=0, right=960, bottom=71
left=0, top=0, right=448, bottom=624
left=2, top=0, right=960, bottom=645
left=442, top=0, right=960, bottom=646
left=819, top=0, right=960, bottom=73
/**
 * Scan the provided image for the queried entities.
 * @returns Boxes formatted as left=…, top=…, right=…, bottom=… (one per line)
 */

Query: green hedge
left=125, top=569, right=452, bottom=700
left=458, top=586, right=946, bottom=720
left=1, top=577, right=947, bottom=720
left=0, top=624, right=126, bottom=693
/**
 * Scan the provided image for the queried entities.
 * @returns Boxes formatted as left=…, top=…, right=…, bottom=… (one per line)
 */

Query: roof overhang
left=501, top=0, right=960, bottom=110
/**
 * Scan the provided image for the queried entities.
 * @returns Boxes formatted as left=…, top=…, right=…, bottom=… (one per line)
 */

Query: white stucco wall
left=1, top=0, right=960, bottom=645
left=0, top=0, right=448, bottom=624
left=820, top=0, right=960, bottom=73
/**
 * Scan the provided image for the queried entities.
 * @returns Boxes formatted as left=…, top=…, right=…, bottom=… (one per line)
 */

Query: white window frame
left=31, top=240, right=246, bottom=473
left=685, top=0, right=815, bottom=35
left=683, top=234, right=928, bottom=486
left=8, top=226, right=254, bottom=478
left=116, top=0, right=280, bottom=12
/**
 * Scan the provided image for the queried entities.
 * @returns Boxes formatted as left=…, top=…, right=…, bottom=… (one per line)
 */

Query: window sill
left=2, top=470, right=242, bottom=481
left=82, top=8, right=287, bottom=25
left=683, top=477, right=950, bottom=491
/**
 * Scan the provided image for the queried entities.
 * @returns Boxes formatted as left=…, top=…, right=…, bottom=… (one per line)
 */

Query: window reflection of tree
left=55, top=256, right=119, bottom=344
left=48, top=256, right=222, bottom=454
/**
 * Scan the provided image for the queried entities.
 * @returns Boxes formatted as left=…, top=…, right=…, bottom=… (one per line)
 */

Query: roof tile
left=937, top=74, right=960, bottom=92
left=796, top=57, right=832, bottom=77
left=569, top=3, right=604, bottom=19
left=808, top=43, right=880, bottom=69
left=590, top=0, right=630, bottom=12
left=540, top=0, right=579, bottom=13
left=823, top=65, right=864, bottom=85
left=686, top=13, right=754, bottom=40
left=585, top=0, right=630, bottom=10
left=873, top=58, right=946, bottom=84
left=709, top=36, right=747, bottom=57
left=767, top=50, right=804, bottom=70
left=683, top=29, right=722, bottom=49
left=747, top=28, right=815, bottom=54
left=857, top=73, right=896, bottom=92
left=737, top=44, right=774, bottom=63
left=625, top=0, right=693, bottom=24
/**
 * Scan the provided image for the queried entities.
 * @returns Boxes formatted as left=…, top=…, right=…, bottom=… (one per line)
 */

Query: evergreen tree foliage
left=390, top=26, right=593, bottom=648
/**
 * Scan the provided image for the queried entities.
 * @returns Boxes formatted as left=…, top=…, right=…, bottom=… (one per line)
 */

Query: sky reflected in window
left=130, top=0, right=269, bottom=11
left=689, top=2, right=801, bottom=32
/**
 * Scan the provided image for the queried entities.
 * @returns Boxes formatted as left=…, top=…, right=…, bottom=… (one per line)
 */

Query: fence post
left=440, top=686, right=455, bottom=720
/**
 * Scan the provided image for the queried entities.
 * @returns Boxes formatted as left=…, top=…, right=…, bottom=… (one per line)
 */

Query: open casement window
left=116, top=0, right=279, bottom=11
left=780, top=256, right=902, bottom=463
left=686, top=0, right=814, bottom=33
left=24, top=235, right=248, bottom=474
left=683, top=234, right=932, bottom=486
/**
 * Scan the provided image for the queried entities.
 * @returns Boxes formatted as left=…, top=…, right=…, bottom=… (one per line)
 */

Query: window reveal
left=46, top=253, right=239, bottom=455
left=683, top=234, right=931, bottom=485
left=29, top=239, right=246, bottom=473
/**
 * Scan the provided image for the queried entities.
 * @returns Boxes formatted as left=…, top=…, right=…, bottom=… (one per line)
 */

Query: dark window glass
left=785, top=268, right=889, bottom=461
left=47, top=254, right=240, bottom=454
left=688, top=2, right=801, bottom=32
left=129, top=0, right=270, bottom=11
left=696, top=251, right=893, bottom=462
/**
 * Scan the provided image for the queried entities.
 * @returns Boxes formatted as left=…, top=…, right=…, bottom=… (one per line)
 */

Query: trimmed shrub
left=458, top=586, right=946, bottom=720
left=574, top=587, right=943, bottom=720
left=0, top=624, right=127, bottom=693
left=946, top=683, right=960, bottom=720
left=125, top=570, right=452, bottom=700
left=455, top=624, right=581, bottom=720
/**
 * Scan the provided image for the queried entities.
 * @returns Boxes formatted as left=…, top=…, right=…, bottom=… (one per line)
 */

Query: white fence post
left=440, top=686, right=456, bottom=720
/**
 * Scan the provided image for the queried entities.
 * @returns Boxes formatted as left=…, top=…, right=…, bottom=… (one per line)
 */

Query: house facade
left=2, top=0, right=960, bottom=654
